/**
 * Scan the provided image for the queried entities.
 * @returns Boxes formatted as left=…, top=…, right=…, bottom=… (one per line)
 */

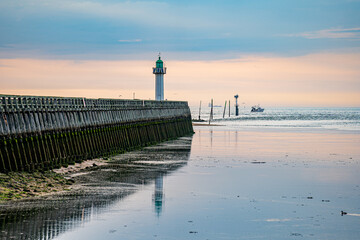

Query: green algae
left=0, top=171, right=73, bottom=201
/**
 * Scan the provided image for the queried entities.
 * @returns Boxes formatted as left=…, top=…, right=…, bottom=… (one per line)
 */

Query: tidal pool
left=1, top=127, right=360, bottom=240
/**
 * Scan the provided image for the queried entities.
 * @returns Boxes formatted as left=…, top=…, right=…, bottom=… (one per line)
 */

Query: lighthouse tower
left=152, top=54, right=167, bottom=101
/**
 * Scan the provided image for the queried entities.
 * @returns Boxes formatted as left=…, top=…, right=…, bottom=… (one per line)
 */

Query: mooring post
left=209, top=99, right=213, bottom=125
left=198, top=101, right=202, bottom=120
left=223, top=100, right=227, bottom=118
left=228, top=100, right=230, bottom=117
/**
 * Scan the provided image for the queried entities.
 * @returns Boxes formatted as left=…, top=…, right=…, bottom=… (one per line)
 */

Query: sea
left=1, top=107, right=359, bottom=240
left=191, top=106, right=360, bottom=132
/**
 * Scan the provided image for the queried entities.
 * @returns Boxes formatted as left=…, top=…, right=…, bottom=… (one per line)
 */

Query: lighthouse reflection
left=0, top=137, right=192, bottom=240
left=153, top=174, right=164, bottom=217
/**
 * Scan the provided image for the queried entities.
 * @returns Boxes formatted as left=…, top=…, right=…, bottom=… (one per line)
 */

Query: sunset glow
left=0, top=0, right=359, bottom=106
left=1, top=52, right=359, bottom=106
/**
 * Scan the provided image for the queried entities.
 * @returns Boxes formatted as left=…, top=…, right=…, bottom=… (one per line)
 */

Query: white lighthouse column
left=155, top=74, right=164, bottom=100
left=153, top=55, right=166, bottom=101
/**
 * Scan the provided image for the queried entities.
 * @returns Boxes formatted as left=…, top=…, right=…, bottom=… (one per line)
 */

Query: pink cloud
left=285, top=27, right=360, bottom=39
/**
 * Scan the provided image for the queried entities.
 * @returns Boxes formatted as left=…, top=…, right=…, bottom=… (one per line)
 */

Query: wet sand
left=0, top=138, right=192, bottom=239
left=53, top=158, right=109, bottom=175
left=1, top=126, right=359, bottom=239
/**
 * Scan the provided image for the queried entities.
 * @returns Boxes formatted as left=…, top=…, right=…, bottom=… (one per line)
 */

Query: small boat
left=192, top=119, right=206, bottom=122
left=251, top=105, right=264, bottom=112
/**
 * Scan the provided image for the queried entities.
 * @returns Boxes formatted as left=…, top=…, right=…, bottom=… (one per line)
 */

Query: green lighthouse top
left=156, top=56, right=163, bottom=68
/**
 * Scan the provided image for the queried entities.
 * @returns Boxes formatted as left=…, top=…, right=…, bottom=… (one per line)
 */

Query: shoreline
left=193, top=124, right=360, bottom=134
left=2, top=126, right=358, bottom=202
left=0, top=128, right=359, bottom=239
left=0, top=158, right=109, bottom=202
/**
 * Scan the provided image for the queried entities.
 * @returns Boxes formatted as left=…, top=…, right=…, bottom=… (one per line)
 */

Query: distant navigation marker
left=234, top=94, right=239, bottom=116
left=153, top=53, right=167, bottom=101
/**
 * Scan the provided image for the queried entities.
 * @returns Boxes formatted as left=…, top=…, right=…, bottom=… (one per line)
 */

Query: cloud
left=265, top=218, right=291, bottom=222
left=0, top=0, right=219, bottom=30
left=118, top=39, right=142, bottom=43
left=285, top=27, right=360, bottom=39
left=2, top=1, right=360, bottom=59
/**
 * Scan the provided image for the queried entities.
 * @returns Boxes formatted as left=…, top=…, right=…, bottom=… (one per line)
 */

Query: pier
left=0, top=94, right=193, bottom=172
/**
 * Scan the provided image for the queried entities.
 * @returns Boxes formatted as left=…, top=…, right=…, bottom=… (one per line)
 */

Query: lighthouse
left=152, top=54, right=166, bottom=101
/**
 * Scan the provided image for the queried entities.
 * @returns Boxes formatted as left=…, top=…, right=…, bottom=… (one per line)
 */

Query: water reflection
left=153, top=174, right=164, bottom=217
left=0, top=195, right=122, bottom=240
left=0, top=137, right=192, bottom=240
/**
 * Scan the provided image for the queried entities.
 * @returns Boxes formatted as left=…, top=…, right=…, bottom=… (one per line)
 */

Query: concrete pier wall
left=0, top=95, right=193, bottom=172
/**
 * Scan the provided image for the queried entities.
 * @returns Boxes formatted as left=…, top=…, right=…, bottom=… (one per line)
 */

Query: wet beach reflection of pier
left=0, top=137, right=192, bottom=240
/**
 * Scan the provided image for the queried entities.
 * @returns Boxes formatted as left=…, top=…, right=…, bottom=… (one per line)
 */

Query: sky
left=1, top=0, right=360, bottom=107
